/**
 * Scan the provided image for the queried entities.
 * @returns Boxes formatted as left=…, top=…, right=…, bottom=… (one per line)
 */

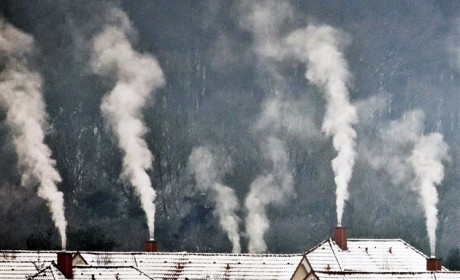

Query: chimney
left=427, top=258, right=442, bottom=271
left=57, top=252, right=73, bottom=279
left=144, top=240, right=158, bottom=252
left=333, top=226, right=347, bottom=250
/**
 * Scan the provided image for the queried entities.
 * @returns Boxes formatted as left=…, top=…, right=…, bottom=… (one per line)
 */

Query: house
left=0, top=228, right=459, bottom=279
left=292, top=227, right=460, bottom=280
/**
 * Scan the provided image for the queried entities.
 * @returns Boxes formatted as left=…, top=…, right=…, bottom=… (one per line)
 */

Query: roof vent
left=333, top=226, right=348, bottom=250
left=427, top=258, right=442, bottom=271
left=57, top=252, right=73, bottom=279
left=144, top=240, right=158, bottom=252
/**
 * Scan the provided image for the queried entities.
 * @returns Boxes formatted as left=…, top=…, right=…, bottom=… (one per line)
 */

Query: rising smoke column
left=360, top=106, right=449, bottom=256
left=0, top=20, right=67, bottom=249
left=245, top=137, right=293, bottom=253
left=408, top=133, right=449, bottom=256
left=91, top=10, right=165, bottom=239
left=188, top=146, right=241, bottom=253
left=286, top=25, right=357, bottom=226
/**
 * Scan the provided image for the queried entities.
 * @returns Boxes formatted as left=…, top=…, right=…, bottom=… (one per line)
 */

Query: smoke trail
left=91, top=9, right=165, bottom=239
left=286, top=24, right=357, bottom=225
left=188, top=146, right=241, bottom=253
left=245, top=137, right=293, bottom=253
left=408, top=133, right=449, bottom=256
left=359, top=107, right=449, bottom=255
left=0, top=20, right=67, bottom=249
left=365, top=109, right=425, bottom=186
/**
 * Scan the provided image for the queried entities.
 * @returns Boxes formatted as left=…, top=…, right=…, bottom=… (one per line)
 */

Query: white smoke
left=0, top=20, right=67, bottom=249
left=237, top=0, right=293, bottom=59
left=366, top=110, right=425, bottom=186
left=91, top=8, right=165, bottom=239
left=286, top=24, right=357, bottom=225
left=188, top=146, right=241, bottom=253
left=358, top=106, right=450, bottom=255
left=256, top=96, right=320, bottom=141
left=245, top=137, right=293, bottom=253
left=408, top=133, right=449, bottom=256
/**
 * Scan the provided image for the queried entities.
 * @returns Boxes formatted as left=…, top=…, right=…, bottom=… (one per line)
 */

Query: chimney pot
left=144, top=240, right=158, bottom=252
left=427, top=258, right=442, bottom=271
left=57, top=252, right=73, bottom=279
left=333, top=226, right=348, bottom=250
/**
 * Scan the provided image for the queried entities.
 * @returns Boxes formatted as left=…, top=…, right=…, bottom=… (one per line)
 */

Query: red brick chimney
left=427, top=258, right=442, bottom=271
left=57, top=252, right=73, bottom=278
left=144, top=240, right=158, bottom=252
left=333, top=226, right=348, bottom=250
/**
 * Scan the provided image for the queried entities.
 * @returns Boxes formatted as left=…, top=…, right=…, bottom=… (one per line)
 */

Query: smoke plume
left=0, top=20, right=67, bottom=249
left=286, top=24, right=357, bottom=226
left=188, top=146, right=241, bottom=253
left=91, top=8, right=165, bottom=239
left=408, top=133, right=449, bottom=256
left=359, top=106, right=450, bottom=255
left=245, top=137, right=293, bottom=253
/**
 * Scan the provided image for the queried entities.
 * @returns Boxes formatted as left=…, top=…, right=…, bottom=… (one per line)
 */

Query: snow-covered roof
left=78, top=252, right=302, bottom=280
left=0, top=251, right=301, bottom=280
left=27, top=265, right=65, bottom=280
left=305, top=239, right=448, bottom=273
left=72, top=266, right=153, bottom=280
left=313, top=271, right=460, bottom=280
left=0, top=251, right=57, bottom=280
left=0, top=261, right=45, bottom=280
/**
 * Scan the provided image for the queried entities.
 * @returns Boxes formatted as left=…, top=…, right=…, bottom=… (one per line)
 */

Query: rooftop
left=306, top=238, right=447, bottom=273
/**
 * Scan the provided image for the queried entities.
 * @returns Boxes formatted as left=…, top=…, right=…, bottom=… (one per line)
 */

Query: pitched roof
left=0, top=251, right=301, bottom=280
left=72, top=266, right=153, bottom=280
left=305, top=238, right=448, bottom=273
left=27, top=264, right=65, bottom=280
left=0, top=261, right=45, bottom=280
left=78, top=252, right=302, bottom=279
left=313, top=271, right=460, bottom=280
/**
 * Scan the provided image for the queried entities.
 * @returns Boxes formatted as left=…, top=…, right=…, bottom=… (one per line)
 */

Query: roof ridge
left=315, top=271, right=460, bottom=275
left=328, top=238, right=343, bottom=271
left=75, top=265, right=138, bottom=268
left=303, top=239, right=329, bottom=255
left=347, top=238, right=405, bottom=241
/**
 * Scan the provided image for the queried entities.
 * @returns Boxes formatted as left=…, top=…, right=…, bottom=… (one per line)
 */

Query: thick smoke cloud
left=286, top=25, right=357, bottom=226
left=408, top=133, right=449, bottom=256
left=188, top=146, right=241, bottom=253
left=0, top=20, right=67, bottom=249
left=91, top=8, right=165, bottom=239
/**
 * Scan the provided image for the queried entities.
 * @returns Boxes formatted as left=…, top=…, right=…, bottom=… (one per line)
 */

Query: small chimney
left=333, top=226, right=347, bottom=250
left=144, top=240, right=158, bottom=252
left=57, top=252, right=73, bottom=279
left=427, top=258, right=442, bottom=271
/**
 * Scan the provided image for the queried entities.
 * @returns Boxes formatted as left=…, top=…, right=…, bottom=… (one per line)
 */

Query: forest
left=0, top=0, right=459, bottom=270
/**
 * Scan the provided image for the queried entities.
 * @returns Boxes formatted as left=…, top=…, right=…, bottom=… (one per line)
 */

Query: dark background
left=0, top=0, right=459, bottom=270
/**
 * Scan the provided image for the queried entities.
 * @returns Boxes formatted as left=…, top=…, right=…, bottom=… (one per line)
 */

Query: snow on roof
left=0, top=261, right=45, bottom=280
left=72, top=266, right=153, bottom=280
left=0, top=251, right=301, bottom=280
left=28, top=265, right=66, bottom=280
left=78, top=252, right=302, bottom=280
left=0, top=251, right=56, bottom=263
left=305, top=239, right=448, bottom=273
left=313, top=271, right=460, bottom=280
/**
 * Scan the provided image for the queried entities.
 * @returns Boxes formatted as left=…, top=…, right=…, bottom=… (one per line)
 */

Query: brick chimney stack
left=333, top=226, right=348, bottom=250
left=144, top=240, right=158, bottom=252
left=427, top=258, right=442, bottom=271
left=57, top=252, right=73, bottom=278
